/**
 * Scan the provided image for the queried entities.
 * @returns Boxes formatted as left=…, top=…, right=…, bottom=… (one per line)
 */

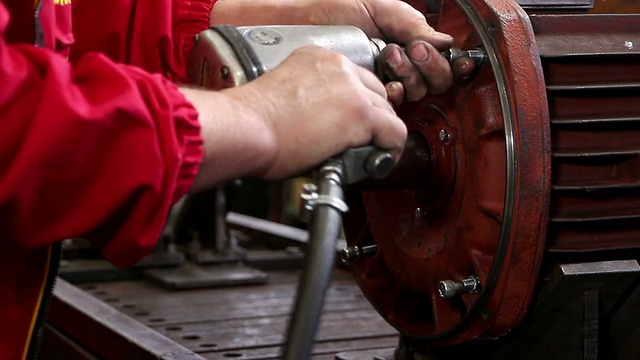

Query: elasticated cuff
left=166, top=81, right=205, bottom=203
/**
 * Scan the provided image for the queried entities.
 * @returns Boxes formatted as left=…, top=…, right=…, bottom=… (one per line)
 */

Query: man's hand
left=182, top=46, right=406, bottom=188
left=309, top=0, right=457, bottom=101
left=211, top=0, right=474, bottom=103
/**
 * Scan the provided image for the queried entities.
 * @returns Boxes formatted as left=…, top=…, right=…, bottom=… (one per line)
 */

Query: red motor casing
left=343, top=0, right=640, bottom=346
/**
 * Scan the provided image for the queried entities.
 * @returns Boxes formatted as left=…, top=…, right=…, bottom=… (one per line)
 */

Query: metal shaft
left=214, top=185, right=229, bottom=252
left=283, top=161, right=346, bottom=360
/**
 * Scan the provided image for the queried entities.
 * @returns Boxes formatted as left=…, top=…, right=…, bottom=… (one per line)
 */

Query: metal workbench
left=41, top=268, right=398, bottom=360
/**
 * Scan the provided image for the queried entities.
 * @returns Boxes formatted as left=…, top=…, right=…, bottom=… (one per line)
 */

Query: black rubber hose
left=282, top=162, right=345, bottom=360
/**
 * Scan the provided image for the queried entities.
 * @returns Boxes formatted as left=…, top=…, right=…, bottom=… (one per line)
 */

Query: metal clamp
left=315, top=195, right=349, bottom=213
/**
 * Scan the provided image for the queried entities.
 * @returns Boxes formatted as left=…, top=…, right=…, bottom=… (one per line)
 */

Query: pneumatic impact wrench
left=188, top=25, right=483, bottom=359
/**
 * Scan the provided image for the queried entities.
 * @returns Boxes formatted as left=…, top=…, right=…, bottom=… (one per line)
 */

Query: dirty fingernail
left=410, top=43, right=429, bottom=63
left=387, top=48, right=402, bottom=67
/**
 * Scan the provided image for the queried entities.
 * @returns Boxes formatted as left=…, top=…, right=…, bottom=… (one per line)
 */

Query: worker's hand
left=308, top=0, right=474, bottom=101
left=238, top=46, right=407, bottom=180
left=183, top=46, right=407, bottom=187
left=211, top=0, right=473, bottom=103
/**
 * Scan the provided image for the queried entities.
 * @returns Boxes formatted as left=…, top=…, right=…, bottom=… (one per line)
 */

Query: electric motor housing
left=342, top=0, right=640, bottom=349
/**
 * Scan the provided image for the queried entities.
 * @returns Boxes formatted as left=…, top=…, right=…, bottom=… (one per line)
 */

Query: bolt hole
left=104, top=298, right=119, bottom=303
left=165, top=326, right=183, bottom=331
left=149, top=318, right=165, bottom=323
left=122, top=304, right=136, bottom=309
left=416, top=239, right=423, bottom=248
left=182, top=335, right=201, bottom=340
left=223, top=353, right=243, bottom=358
left=93, top=290, right=108, bottom=296
left=199, top=343, right=218, bottom=348
left=134, top=311, right=150, bottom=316
left=81, top=285, right=97, bottom=291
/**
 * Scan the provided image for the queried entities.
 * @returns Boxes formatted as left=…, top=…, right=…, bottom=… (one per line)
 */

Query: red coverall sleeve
left=0, top=1, right=212, bottom=267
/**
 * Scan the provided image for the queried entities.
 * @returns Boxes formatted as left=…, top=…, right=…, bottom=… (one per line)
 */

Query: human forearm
left=179, top=86, right=276, bottom=190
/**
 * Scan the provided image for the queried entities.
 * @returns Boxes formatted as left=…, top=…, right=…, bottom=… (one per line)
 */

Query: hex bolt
left=439, top=129, right=452, bottom=144
left=339, top=245, right=378, bottom=263
left=438, top=275, right=481, bottom=298
left=415, top=208, right=422, bottom=220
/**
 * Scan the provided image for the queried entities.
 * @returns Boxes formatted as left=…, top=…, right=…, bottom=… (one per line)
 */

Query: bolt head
left=220, top=66, right=230, bottom=80
left=340, top=246, right=362, bottom=263
left=439, top=129, right=452, bottom=144
left=339, top=248, right=351, bottom=263
left=438, top=280, right=457, bottom=298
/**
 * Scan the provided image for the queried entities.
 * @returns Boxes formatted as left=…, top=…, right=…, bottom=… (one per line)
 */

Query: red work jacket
left=0, top=0, right=215, bottom=358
